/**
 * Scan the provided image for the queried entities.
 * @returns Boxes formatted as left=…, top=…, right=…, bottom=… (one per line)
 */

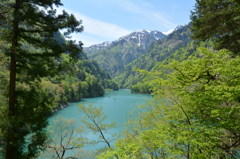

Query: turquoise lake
left=49, top=89, right=151, bottom=127
left=43, top=89, right=152, bottom=158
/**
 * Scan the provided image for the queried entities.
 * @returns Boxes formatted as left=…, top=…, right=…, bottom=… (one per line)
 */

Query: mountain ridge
left=84, top=29, right=166, bottom=77
left=83, top=25, right=198, bottom=89
left=84, top=29, right=165, bottom=54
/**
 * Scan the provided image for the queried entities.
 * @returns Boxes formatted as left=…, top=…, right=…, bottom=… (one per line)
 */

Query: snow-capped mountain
left=83, top=26, right=189, bottom=78
left=85, top=30, right=165, bottom=54
left=85, top=41, right=111, bottom=52
left=83, top=30, right=165, bottom=77
left=116, top=30, right=165, bottom=48
left=174, top=24, right=186, bottom=32
left=163, top=24, right=187, bottom=35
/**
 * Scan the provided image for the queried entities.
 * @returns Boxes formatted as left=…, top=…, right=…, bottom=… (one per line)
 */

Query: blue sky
left=59, top=0, right=196, bottom=46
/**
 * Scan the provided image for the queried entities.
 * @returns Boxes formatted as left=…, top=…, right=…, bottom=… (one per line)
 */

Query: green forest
left=0, top=0, right=240, bottom=159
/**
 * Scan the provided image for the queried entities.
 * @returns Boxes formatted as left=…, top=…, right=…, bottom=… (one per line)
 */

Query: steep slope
left=0, top=31, right=118, bottom=112
left=119, top=25, right=193, bottom=88
left=84, top=30, right=166, bottom=77
left=43, top=33, right=119, bottom=106
left=84, top=25, right=213, bottom=90
left=127, top=25, right=214, bottom=93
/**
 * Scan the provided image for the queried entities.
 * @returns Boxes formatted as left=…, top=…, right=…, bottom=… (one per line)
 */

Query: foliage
left=190, top=0, right=240, bottom=54
left=131, top=82, right=152, bottom=94
left=85, top=31, right=165, bottom=80
left=1, top=83, right=55, bottom=158
left=100, top=48, right=240, bottom=158
left=122, top=26, right=200, bottom=92
left=117, top=25, right=196, bottom=89
left=0, top=0, right=83, bottom=158
left=0, top=7, right=117, bottom=159
left=42, top=117, right=86, bottom=159
left=126, top=26, right=216, bottom=93
left=85, top=25, right=206, bottom=90
left=40, top=56, right=118, bottom=112
left=79, top=104, right=118, bottom=158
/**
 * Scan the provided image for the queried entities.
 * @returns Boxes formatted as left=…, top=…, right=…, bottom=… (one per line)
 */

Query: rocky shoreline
left=52, top=104, right=69, bottom=113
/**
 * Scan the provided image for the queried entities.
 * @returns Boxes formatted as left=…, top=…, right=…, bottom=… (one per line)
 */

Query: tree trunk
left=6, top=0, right=20, bottom=158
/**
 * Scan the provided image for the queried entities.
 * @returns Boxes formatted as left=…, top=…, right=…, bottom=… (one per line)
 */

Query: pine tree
left=190, top=0, right=240, bottom=54
left=0, top=0, right=83, bottom=158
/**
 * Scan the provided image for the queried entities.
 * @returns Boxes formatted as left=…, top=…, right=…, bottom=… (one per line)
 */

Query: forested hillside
left=84, top=30, right=165, bottom=78
left=1, top=0, right=239, bottom=158
left=119, top=25, right=194, bottom=89
left=99, top=0, right=240, bottom=158
left=129, top=25, right=214, bottom=93
left=85, top=25, right=212, bottom=91
left=1, top=31, right=118, bottom=110
left=0, top=1, right=116, bottom=158
left=40, top=32, right=118, bottom=108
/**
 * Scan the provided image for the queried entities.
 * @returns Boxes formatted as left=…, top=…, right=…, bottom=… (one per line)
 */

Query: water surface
left=49, top=89, right=152, bottom=127
left=45, top=89, right=152, bottom=157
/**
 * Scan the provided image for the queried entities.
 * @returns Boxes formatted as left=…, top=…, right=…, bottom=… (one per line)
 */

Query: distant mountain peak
left=163, top=29, right=174, bottom=35
left=174, top=24, right=186, bottom=31
left=83, top=25, right=191, bottom=88
left=85, top=30, right=165, bottom=54
left=84, top=41, right=112, bottom=52
left=136, top=29, right=151, bottom=33
left=116, top=30, right=165, bottom=46
left=163, top=25, right=187, bottom=36
left=84, top=29, right=166, bottom=76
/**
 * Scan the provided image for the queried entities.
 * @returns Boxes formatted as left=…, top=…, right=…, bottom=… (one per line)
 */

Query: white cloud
left=119, top=0, right=176, bottom=29
left=56, top=7, right=131, bottom=41
left=69, top=33, right=102, bottom=47
left=54, top=1, right=177, bottom=46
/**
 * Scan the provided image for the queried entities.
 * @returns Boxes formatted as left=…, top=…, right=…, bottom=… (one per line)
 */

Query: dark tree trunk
left=6, top=0, right=20, bottom=158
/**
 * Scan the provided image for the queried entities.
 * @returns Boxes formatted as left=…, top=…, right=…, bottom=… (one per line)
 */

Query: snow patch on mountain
left=85, top=41, right=112, bottom=52
left=163, top=29, right=174, bottom=35
left=174, top=24, right=186, bottom=31
left=85, top=29, right=166, bottom=53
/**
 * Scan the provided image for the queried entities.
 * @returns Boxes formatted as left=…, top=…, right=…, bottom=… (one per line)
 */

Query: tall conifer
left=0, top=0, right=83, bottom=158
left=190, top=0, right=240, bottom=54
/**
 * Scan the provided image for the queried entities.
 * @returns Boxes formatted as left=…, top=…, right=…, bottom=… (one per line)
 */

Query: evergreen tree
left=0, top=0, right=83, bottom=158
left=190, top=0, right=240, bottom=54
